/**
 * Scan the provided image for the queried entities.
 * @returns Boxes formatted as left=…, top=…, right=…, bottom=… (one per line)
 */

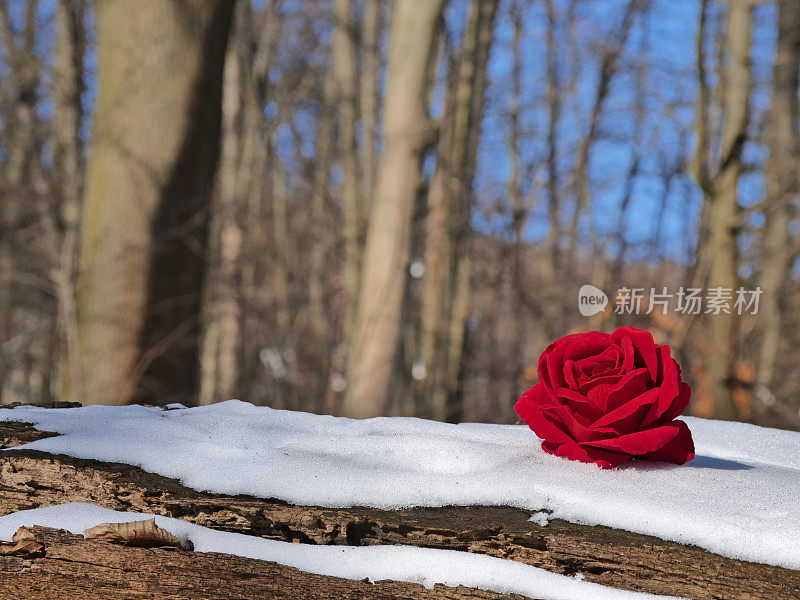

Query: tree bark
left=0, top=420, right=798, bottom=600
left=199, top=8, right=248, bottom=406
left=359, top=0, right=381, bottom=223
left=307, top=64, right=337, bottom=401
left=705, top=0, right=752, bottom=420
left=51, top=0, right=86, bottom=404
left=0, top=0, right=41, bottom=403
left=333, top=0, right=362, bottom=341
left=420, top=0, right=498, bottom=421
left=71, top=1, right=233, bottom=406
left=507, top=0, right=526, bottom=405
left=756, top=0, right=800, bottom=392
left=544, top=0, right=561, bottom=278
left=342, top=0, right=445, bottom=418
left=0, top=526, right=527, bottom=600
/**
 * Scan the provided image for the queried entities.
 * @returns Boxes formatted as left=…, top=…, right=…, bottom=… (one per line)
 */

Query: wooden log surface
left=2, top=419, right=799, bottom=600
left=0, top=526, right=529, bottom=600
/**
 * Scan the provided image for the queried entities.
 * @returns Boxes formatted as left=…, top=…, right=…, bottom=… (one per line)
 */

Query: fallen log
left=1, top=420, right=798, bottom=600
left=0, top=526, right=528, bottom=600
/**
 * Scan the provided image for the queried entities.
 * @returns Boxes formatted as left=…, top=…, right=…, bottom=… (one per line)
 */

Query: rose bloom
left=515, top=327, right=694, bottom=469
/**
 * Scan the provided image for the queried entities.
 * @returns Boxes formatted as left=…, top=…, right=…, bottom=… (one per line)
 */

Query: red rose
left=515, top=327, right=694, bottom=469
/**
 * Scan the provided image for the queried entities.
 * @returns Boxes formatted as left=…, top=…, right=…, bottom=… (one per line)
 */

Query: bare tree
left=70, top=0, right=234, bottom=406
left=359, top=0, right=382, bottom=221
left=0, top=0, right=41, bottom=402
left=756, top=0, right=800, bottom=394
left=199, top=1, right=281, bottom=406
left=544, top=0, right=561, bottom=276
left=419, top=0, right=498, bottom=421
left=342, top=0, right=445, bottom=418
left=566, top=0, right=641, bottom=270
left=51, top=0, right=86, bottom=401
left=332, top=0, right=361, bottom=339
left=692, top=0, right=752, bottom=420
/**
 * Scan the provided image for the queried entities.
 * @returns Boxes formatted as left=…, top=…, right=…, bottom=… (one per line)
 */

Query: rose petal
left=576, top=345, right=620, bottom=377
left=515, top=384, right=573, bottom=445
left=555, top=387, right=604, bottom=422
left=540, top=403, right=608, bottom=442
left=541, top=332, right=610, bottom=389
left=562, top=332, right=613, bottom=364
left=638, top=420, right=695, bottom=464
left=620, top=335, right=635, bottom=372
left=653, top=346, right=679, bottom=409
left=587, top=368, right=650, bottom=412
left=577, top=372, right=624, bottom=396
left=589, top=388, right=659, bottom=434
left=612, top=327, right=659, bottom=382
left=563, top=360, right=580, bottom=391
left=582, top=421, right=685, bottom=455
left=659, top=381, right=692, bottom=424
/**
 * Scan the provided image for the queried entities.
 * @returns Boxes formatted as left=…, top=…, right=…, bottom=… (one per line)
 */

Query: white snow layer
left=0, top=503, right=680, bottom=600
left=1, top=401, right=799, bottom=569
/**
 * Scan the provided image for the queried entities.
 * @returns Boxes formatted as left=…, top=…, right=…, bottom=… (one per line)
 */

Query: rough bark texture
left=72, top=0, right=233, bottom=406
left=343, top=0, right=445, bottom=418
left=1, top=421, right=797, bottom=600
left=0, top=526, right=529, bottom=600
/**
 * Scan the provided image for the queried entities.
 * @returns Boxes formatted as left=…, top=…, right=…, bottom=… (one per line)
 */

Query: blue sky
left=473, top=0, right=778, bottom=266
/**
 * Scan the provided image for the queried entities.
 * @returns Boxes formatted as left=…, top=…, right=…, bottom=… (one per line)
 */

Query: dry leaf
left=0, top=527, right=45, bottom=558
left=12, top=526, right=36, bottom=543
left=84, top=519, right=188, bottom=550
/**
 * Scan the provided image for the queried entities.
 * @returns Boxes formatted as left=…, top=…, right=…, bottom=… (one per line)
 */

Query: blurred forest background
left=0, top=0, right=799, bottom=429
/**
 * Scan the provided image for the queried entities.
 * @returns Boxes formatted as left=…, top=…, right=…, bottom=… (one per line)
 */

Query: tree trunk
left=239, top=0, right=280, bottom=406
left=199, top=16, right=246, bottom=406
left=51, top=0, right=86, bottom=403
left=756, top=0, right=800, bottom=392
left=359, top=0, right=381, bottom=224
left=705, top=0, right=752, bottom=421
left=342, top=0, right=445, bottom=418
left=544, top=0, right=561, bottom=279
left=307, top=67, right=337, bottom=401
left=0, top=1, right=40, bottom=403
left=420, top=0, right=497, bottom=422
left=508, top=0, right=525, bottom=404
left=71, top=1, right=233, bottom=406
left=333, top=0, right=361, bottom=341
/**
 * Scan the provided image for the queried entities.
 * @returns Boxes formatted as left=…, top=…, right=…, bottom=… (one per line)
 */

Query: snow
left=1, top=401, right=799, bottom=569
left=529, top=511, right=550, bottom=527
left=0, top=503, right=680, bottom=600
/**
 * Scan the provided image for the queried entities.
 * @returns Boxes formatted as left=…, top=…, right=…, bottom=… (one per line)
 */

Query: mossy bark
left=71, top=1, right=233, bottom=406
